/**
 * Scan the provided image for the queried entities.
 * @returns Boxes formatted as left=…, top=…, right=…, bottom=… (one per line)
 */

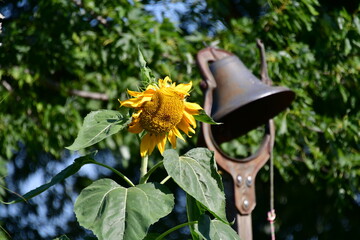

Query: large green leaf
left=195, top=215, right=240, bottom=240
left=163, top=148, right=227, bottom=222
left=183, top=148, right=224, bottom=193
left=66, top=110, right=131, bottom=151
left=74, top=179, right=174, bottom=240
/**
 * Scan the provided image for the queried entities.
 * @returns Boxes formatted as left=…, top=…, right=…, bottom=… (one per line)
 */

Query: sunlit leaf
left=194, top=110, right=221, bottom=125
left=74, top=179, right=174, bottom=240
left=195, top=214, right=240, bottom=240
left=66, top=110, right=131, bottom=151
left=163, top=148, right=227, bottom=222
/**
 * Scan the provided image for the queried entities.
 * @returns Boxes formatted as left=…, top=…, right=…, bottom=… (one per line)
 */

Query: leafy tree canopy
left=0, top=0, right=359, bottom=239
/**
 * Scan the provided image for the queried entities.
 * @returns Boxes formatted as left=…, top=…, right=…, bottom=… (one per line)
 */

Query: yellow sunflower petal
left=132, top=110, right=142, bottom=118
left=145, top=84, right=158, bottom=90
left=160, top=76, right=172, bottom=88
left=143, top=88, right=157, bottom=95
left=174, top=81, right=192, bottom=96
left=172, top=127, right=185, bottom=141
left=156, top=133, right=167, bottom=154
left=127, top=89, right=142, bottom=97
left=140, top=133, right=151, bottom=157
left=140, top=133, right=159, bottom=157
left=148, top=134, right=159, bottom=156
left=120, top=98, right=141, bottom=108
left=184, top=101, right=202, bottom=115
left=120, top=91, right=154, bottom=108
left=128, top=119, right=143, bottom=134
left=120, top=95, right=145, bottom=107
left=183, top=111, right=197, bottom=128
left=177, top=117, right=195, bottom=136
left=158, top=78, right=165, bottom=88
left=167, top=129, right=177, bottom=149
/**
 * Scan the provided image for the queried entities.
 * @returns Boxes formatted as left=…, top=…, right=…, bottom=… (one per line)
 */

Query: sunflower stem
left=155, top=221, right=198, bottom=240
left=160, top=175, right=172, bottom=184
left=140, top=154, right=149, bottom=180
left=91, top=161, right=135, bottom=187
left=140, top=160, right=164, bottom=184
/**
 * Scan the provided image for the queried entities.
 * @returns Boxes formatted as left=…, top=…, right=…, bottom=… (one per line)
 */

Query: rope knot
left=267, top=209, right=276, bottom=222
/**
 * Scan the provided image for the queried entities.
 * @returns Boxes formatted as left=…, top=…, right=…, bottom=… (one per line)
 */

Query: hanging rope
left=267, top=151, right=276, bottom=240
left=256, top=38, right=277, bottom=240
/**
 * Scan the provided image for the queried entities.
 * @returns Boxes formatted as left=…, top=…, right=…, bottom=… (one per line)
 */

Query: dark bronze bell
left=197, top=47, right=295, bottom=144
left=197, top=45, right=295, bottom=239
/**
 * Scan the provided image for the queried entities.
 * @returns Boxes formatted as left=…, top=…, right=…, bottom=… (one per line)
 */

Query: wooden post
left=238, top=214, right=253, bottom=240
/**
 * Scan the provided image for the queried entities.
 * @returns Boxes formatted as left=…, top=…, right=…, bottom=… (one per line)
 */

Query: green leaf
left=344, top=38, right=352, bottom=56
left=194, top=110, right=221, bottom=125
left=163, top=148, right=227, bottom=222
left=138, top=47, right=155, bottom=85
left=195, top=215, right=240, bottom=240
left=4, top=155, right=94, bottom=204
left=74, top=179, right=174, bottom=240
left=184, top=148, right=224, bottom=193
left=279, top=113, right=288, bottom=135
left=186, top=194, right=205, bottom=240
left=138, top=47, right=147, bottom=68
left=66, top=110, right=131, bottom=151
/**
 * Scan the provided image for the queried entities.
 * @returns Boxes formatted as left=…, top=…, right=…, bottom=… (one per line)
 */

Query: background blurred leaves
left=0, top=0, right=359, bottom=239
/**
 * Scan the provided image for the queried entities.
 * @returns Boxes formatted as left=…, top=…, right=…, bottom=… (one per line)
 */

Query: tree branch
left=2, top=76, right=109, bottom=101
left=45, top=80, right=109, bottom=101
left=2, top=80, right=13, bottom=92
left=69, top=89, right=109, bottom=101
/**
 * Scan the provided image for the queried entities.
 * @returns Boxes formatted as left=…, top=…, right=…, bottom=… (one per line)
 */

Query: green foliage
left=1, top=50, right=237, bottom=239
left=1, top=0, right=360, bottom=238
left=138, top=48, right=156, bottom=87
left=74, top=179, right=174, bottom=240
left=194, top=110, right=222, bottom=125
left=163, top=148, right=227, bottom=222
left=213, top=0, right=360, bottom=199
left=0, top=0, right=209, bottom=165
left=66, top=110, right=131, bottom=151
left=186, top=194, right=205, bottom=240
left=195, top=214, right=240, bottom=240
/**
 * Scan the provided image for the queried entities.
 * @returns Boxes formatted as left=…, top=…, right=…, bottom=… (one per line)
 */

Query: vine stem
left=91, top=161, right=135, bottom=187
left=140, top=154, right=149, bottom=180
left=155, top=221, right=198, bottom=240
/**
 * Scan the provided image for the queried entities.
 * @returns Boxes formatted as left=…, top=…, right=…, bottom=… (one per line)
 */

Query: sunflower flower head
left=120, top=76, right=202, bottom=157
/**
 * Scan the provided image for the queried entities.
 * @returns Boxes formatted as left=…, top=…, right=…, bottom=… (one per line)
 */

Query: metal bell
left=197, top=47, right=295, bottom=143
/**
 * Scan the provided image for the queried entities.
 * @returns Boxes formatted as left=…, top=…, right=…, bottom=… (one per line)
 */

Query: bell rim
left=212, top=86, right=295, bottom=122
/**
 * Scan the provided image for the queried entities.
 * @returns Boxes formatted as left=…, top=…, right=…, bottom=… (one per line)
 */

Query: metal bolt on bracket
left=246, top=176, right=252, bottom=187
left=236, top=175, right=243, bottom=186
left=243, top=199, right=249, bottom=209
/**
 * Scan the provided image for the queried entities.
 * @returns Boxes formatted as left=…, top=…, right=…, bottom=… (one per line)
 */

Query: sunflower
left=120, top=76, right=202, bottom=157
